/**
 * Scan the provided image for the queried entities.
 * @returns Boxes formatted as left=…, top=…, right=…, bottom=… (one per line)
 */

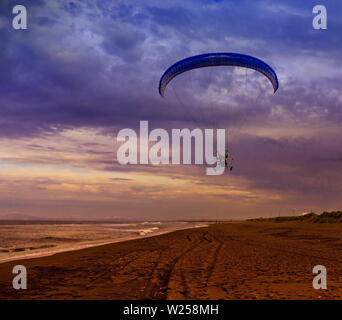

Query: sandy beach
left=1, top=221, right=342, bottom=300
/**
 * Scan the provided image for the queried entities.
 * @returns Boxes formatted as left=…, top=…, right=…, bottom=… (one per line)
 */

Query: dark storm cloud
left=101, top=23, right=146, bottom=62
left=232, top=133, right=342, bottom=193
left=0, top=0, right=341, bottom=136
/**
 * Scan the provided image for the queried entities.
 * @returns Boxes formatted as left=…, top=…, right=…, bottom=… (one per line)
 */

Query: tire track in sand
left=143, top=231, right=207, bottom=299
left=167, top=231, right=219, bottom=299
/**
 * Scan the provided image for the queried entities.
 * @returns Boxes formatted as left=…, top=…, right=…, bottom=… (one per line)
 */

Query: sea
left=0, top=221, right=208, bottom=263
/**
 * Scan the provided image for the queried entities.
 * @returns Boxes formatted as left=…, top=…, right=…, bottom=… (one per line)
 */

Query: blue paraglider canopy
left=159, top=53, right=279, bottom=97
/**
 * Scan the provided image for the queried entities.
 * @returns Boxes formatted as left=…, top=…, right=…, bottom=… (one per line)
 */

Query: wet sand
left=1, top=221, right=342, bottom=300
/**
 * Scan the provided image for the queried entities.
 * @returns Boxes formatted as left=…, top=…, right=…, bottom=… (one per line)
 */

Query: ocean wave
left=138, top=227, right=160, bottom=236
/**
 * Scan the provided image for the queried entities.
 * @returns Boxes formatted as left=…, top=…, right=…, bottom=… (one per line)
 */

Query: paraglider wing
left=158, top=53, right=279, bottom=97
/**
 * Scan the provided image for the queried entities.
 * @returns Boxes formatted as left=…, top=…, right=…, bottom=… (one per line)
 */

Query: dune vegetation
left=248, top=211, right=342, bottom=223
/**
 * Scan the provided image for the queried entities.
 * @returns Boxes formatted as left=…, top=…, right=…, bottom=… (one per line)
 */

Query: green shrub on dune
left=248, top=211, right=342, bottom=223
left=314, top=211, right=342, bottom=223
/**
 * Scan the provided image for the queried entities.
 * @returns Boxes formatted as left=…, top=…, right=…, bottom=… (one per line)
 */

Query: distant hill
left=248, top=211, right=342, bottom=223
left=0, top=214, right=51, bottom=221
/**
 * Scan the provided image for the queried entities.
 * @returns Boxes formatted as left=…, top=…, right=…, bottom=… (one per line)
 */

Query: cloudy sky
left=0, top=0, right=341, bottom=220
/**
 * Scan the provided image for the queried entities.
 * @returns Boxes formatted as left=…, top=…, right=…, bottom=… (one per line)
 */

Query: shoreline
left=0, top=223, right=208, bottom=265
